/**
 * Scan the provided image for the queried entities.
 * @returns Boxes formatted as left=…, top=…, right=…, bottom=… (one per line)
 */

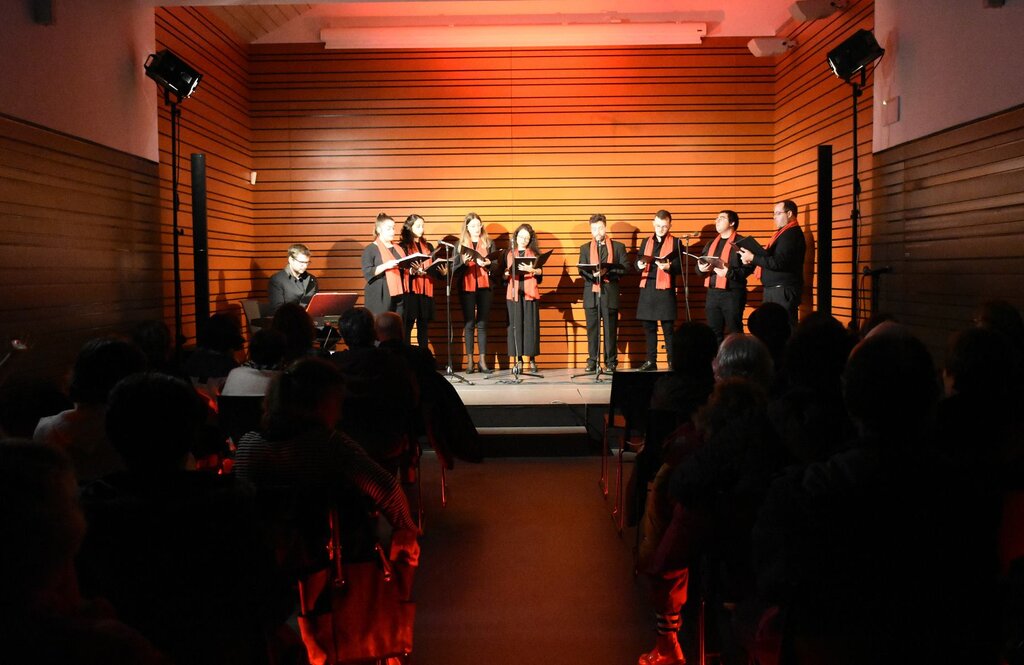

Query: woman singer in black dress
left=504, top=223, right=543, bottom=373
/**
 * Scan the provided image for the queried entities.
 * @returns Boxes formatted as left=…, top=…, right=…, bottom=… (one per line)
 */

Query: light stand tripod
left=439, top=240, right=471, bottom=384
left=489, top=253, right=543, bottom=384
left=848, top=69, right=866, bottom=332
left=166, top=91, right=187, bottom=360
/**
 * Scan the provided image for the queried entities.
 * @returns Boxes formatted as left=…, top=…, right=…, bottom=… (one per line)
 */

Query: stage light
left=144, top=50, right=202, bottom=101
left=747, top=38, right=797, bottom=58
left=827, top=29, right=884, bottom=80
left=790, top=0, right=847, bottom=22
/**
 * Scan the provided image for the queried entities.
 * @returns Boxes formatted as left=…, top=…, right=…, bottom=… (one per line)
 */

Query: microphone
left=862, top=266, right=892, bottom=276
left=679, top=231, right=700, bottom=238
left=437, top=239, right=456, bottom=248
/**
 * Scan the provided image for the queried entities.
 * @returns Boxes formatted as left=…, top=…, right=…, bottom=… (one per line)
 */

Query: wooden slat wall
left=868, top=104, right=1024, bottom=357
left=248, top=42, right=776, bottom=368
left=773, top=0, right=877, bottom=327
left=155, top=7, right=255, bottom=342
left=10, top=0, right=1021, bottom=386
left=0, top=115, right=161, bottom=385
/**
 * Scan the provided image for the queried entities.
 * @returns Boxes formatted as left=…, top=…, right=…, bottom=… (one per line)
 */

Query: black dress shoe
left=638, top=360, right=657, bottom=371
left=479, top=360, right=493, bottom=374
left=606, top=363, right=617, bottom=372
left=528, top=359, right=538, bottom=373
left=585, top=360, right=597, bottom=373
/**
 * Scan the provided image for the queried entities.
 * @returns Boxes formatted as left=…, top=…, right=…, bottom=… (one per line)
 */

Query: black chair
left=599, top=370, right=664, bottom=532
left=217, top=394, right=265, bottom=445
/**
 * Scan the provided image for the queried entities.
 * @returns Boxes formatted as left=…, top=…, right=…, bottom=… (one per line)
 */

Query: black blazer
left=361, top=242, right=403, bottom=314
left=578, top=240, right=629, bottom=309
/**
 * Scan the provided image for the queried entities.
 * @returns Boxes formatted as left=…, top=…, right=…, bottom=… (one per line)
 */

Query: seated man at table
left=268, top=243, right=318, bottom=314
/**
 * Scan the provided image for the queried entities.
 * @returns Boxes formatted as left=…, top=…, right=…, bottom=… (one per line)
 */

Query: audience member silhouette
left=0, top=441, right=169, bottom=664
left=753, top=331, right=999, bottom=665
left=183, top=313, right=244, bottom=396
left=222, top=328, right=287, bottom=397
left=332, top=308, right=417, bottom=467
left=233, top=357, right=419, bottom=570
left=746, top=302, right=790, bottom=389
left=76, top=373, right=291, bottom=665
left=130, top=319, right=182, bottom=377
left=638, top=333, right=777, bottom=665
left=770, top=312, right=856, bottom=463
left=33, top=337, right=146, bottom=482
left=0, top=380, right=71, bottom=439
left=271, top=302, right=319, bottom=362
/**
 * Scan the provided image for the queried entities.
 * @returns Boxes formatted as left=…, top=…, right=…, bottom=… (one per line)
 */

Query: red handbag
left=297, top=507, right=415, bottom=665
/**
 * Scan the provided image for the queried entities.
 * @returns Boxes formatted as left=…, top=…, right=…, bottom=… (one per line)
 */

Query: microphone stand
left=440, top=241, right=471, bottom=384
left=680, top=233, right=699, bottom=322
left=571, top=263, right=612, bottom=383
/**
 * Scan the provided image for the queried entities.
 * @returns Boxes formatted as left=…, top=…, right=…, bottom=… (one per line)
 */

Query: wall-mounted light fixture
left=747, top=38, right=797, bottom=57
left=790, top=0, right=848, bottom=22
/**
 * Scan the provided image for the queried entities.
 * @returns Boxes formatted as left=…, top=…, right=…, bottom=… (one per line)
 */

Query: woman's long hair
left=457, top=212, right=490, bottom=251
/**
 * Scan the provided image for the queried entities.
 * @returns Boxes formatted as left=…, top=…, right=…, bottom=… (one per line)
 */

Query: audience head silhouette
left=264, top=358, right=345, bottom=439
left=106, top=373, right=207, bottom=472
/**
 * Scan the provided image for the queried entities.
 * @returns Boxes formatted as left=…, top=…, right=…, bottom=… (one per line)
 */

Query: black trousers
left=459, top=289, right=493, bottom=360
left=705, top=288, right=746, bottom=344
left=764, top=283, right=801, bottom=330
left=403, top=293, right=433, bottom=348
left=641, top=320, right=674, bottom=365
left=584, top=299, right=618, bottom=366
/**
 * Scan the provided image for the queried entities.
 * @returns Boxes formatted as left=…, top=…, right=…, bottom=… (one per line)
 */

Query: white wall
left=0, top=0, right=158, bottom=161
left=873, top=0, right=1024, bottom=151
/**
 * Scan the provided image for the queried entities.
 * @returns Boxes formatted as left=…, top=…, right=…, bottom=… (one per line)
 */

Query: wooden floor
left=412, top=453, right=653, bottom=665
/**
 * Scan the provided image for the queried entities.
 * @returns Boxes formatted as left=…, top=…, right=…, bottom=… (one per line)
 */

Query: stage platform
left=442, top=368, right=624, bottom=456
left=446, top=367, right=612, bottom=406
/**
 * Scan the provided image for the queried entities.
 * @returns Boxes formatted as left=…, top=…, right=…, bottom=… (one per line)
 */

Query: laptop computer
left=305, top=292, right=359, bottom=318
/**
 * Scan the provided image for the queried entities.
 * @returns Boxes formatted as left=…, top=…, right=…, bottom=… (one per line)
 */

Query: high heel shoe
left=512, top=360, right=523, bottom=374
left=478, top=360, right=492, bottom=374
left=466, top=361, right=477, bottom=374
left=528, top=359, right=538, bottom=373
left=637, top=646, right=685, bottom=665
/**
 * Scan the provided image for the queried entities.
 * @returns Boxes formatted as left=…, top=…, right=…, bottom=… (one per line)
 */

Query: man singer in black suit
left=578, top=214, right=629, bottom=373
left=738, top=199, right=806, bottom=330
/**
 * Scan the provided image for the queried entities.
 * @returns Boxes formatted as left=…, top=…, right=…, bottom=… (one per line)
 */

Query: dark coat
left=753, top=225, right=805, bottom=288
left=636, top=235, right=683, bottom=321
left=361, top=242, right=403, bottom=315
left=578, top=239, right=629, bottom=309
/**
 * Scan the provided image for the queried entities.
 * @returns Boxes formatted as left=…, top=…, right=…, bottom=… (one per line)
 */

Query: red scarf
left=703, top=233, right=736, bottom=289
left=506, top=248, right=540, bottom=302
left=405, top=239, right=433, bottom=298
left=639, top=234, right=674, bottom=289
left=756, top=220, right=799, bottom=279
left=461, top=239, right=491, bottom=292
left=589, top=237, right=614, bottom=293
left=375, top=237, right=405, bottom=297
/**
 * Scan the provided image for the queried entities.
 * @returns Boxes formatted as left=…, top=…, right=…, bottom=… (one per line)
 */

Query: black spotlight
left=827, top=29, right=884, bottom=80
left=144, top=50, right=202, bottom=100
